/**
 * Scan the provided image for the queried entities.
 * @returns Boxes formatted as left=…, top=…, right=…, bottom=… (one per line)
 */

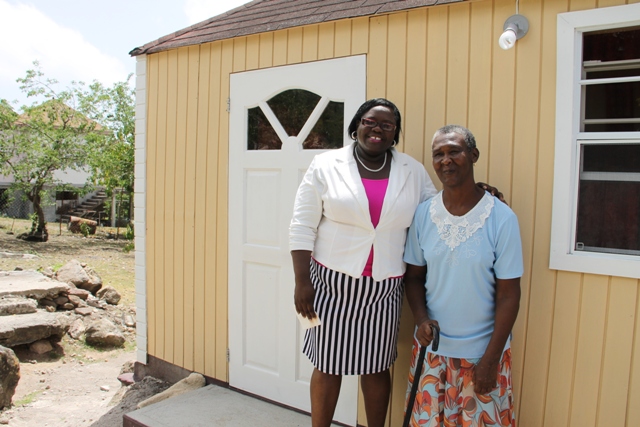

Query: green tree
left=0, top=64, right=99, bottom=241
left=76, top=77, right=135, bottom=225
left=0, top=63, right=136, bottom=240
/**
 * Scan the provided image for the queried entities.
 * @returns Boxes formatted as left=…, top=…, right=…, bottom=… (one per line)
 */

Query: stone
left=56, top=260, right=102, bottom=294
left=0, top=252, right=38, bottom=260
left=84, top=267, right=103, bottom=292
left=39, top=298, right=57, bottom=309
left=86, top=298, right=106, bottom=309
left=29, top=339, right=53, bottom=354
left=0, top=311, right=69, bottom=347
left=85, top=319, right=125, bottom=347
left=56, top=260, right=91, bottom=285
left=117, top=372, right=135, bottom=385
left=0, top=295, right=38, bottom=316
left=75, top=307, right=93, bottom=316
left=137, top=372, right=206, bottom=409
left=68, top=318, right=86, bottom=340
left=0, top=345, right=20, bottom=409
left=62, top=303, right=75, bottom=310
left=96, top=286, right=121, bottom=305
left=67, top=288, right=90, bottom=300
left=67, top=294, right=86, bottom=307
left=0, top=270, right=70, bottom=300
left=123, top=313, right=136, bottom=327
left=53, top=296, right=69, bottom=305
left=41, top=266, right=55, bottom=278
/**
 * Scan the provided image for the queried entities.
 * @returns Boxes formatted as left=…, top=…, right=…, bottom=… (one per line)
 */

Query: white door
left=229, top=56, right=366, bottom=425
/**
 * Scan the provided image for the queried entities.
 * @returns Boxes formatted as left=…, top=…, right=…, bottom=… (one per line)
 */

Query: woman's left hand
left=472, top=356, right=500, bottom=395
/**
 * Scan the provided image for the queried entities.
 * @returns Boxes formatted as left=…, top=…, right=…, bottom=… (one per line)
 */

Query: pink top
left=361, top=178, right=389, bottom=276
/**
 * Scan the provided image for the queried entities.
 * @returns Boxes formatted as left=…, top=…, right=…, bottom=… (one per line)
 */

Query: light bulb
left=499, top=28, right=517, bottom=50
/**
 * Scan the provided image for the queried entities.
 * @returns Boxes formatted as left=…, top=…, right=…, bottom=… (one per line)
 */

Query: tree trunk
left=23, top=187, right=48, bottom=242
left=128, top=191, right=134, bottom=222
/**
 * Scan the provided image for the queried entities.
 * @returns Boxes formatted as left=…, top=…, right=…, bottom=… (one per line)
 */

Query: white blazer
left=289, top=143, right=437, bottom=281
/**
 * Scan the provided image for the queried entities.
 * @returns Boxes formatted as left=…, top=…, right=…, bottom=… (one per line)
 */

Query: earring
left=351, top=132, right=357, bottom=140
left=391, top=140, right=397, bottom=147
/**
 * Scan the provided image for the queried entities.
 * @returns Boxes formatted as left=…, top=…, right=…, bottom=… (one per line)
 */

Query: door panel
left=229, top=55, right=366, bottom=425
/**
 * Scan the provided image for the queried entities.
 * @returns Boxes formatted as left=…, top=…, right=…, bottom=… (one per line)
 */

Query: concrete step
left=123, top=385, right=339, bottom=427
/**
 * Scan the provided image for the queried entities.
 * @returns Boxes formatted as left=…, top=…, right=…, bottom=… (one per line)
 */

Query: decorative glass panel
left=304, top=101, right=344, bottom=150
left=247, top=89, right=344, bottom=150
left=248, top=106, right=282, bottom=150
left=267, top=90, right=321, bottom=137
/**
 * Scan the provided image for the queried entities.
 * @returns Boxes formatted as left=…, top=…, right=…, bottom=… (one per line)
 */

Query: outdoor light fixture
left=499, top=0, right=529, bottom=50
left=499, top=14, right=529, bottom=50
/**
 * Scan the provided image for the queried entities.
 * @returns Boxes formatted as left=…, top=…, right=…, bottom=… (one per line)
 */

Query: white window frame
left=550, top=3, right=640, bottom=279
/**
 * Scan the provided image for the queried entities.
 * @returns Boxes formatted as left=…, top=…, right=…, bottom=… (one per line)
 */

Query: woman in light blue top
left=403, top=125, right=523, bottom=426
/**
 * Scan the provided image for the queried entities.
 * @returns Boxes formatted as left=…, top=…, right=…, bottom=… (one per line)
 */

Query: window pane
left=582, top=144, right=640, bottom=173
left=267, top=90, right=321, bottom=137
left=576, top=144, right=640, bottom=255
left=583, top=78, right=640, bottom=132
left=247, top=106, right=282, bottom=150
left=576, top=180, right=640, bottom=254
left=582, top=28, right=640, bottom=132
left=583, top=27, right=640, bottom=62
left=303, top=101, right=344, bottom=150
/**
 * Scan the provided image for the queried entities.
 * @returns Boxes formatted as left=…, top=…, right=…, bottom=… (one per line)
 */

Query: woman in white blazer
left=290, top=99, right=500, bottom=427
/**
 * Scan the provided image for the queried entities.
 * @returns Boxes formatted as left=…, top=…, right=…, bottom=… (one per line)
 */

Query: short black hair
left=347, top=98, right=402, bottom=144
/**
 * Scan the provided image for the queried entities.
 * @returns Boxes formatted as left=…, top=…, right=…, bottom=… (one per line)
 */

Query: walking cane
left=402, top=324, right=439, bottom=427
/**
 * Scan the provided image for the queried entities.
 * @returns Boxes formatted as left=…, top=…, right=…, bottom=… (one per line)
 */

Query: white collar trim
left=429, top=192, right=494, bottom=251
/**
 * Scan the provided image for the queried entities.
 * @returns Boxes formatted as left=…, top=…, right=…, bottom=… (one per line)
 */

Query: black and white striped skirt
left=303, top=259, right=404, bottom=375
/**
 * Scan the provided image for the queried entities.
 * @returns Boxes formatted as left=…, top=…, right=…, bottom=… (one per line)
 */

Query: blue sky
left=0, top=0, right=250, bottom=107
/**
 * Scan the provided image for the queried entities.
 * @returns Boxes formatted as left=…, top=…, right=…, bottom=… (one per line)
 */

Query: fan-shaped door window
left=247, top=89, right=344, bottom=150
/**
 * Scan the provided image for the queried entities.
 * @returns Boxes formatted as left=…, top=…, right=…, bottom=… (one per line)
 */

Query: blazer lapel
left=379, top=150, right=411, bottom=222
left=334, top=144, right=372, bottom=223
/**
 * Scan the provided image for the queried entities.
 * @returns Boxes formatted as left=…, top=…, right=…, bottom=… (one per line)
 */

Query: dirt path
left=4, top=346, right=136, bottom=426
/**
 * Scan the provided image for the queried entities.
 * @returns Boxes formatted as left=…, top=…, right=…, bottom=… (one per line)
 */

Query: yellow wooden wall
left=144, top=0, right=640, bottom=425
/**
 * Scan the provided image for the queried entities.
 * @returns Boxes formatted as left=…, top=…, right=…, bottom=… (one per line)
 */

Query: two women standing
left=290, top=99, right=522, bottom=427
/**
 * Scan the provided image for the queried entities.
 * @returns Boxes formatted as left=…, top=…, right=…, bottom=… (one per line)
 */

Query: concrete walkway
left=124, top=384, right=343, bottom=427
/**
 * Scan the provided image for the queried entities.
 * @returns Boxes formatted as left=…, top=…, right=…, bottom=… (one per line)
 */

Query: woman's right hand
left=416, top=318, right=439, bottom=347
left=294, top=280, right=317, bottom=320
left=291, top=250, right=317, bottom=320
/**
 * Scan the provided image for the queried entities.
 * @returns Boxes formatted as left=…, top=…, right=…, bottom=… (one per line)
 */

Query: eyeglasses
left=360, top=118, right=396, bottom=132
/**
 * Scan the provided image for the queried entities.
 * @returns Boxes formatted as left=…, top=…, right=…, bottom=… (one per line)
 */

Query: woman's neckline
left=439, top=190, right=488, bottom=218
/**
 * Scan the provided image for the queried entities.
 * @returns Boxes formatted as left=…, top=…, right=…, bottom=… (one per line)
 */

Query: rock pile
left=0, top=346, right=19, bottom=410
left=0, top=260, right=136, bottom=410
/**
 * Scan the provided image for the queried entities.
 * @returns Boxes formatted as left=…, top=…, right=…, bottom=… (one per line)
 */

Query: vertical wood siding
left=143, top=0, right=640, bottom=425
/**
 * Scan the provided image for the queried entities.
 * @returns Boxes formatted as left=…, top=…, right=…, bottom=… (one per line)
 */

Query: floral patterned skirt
left=404, top=339, right=516, bottom=427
